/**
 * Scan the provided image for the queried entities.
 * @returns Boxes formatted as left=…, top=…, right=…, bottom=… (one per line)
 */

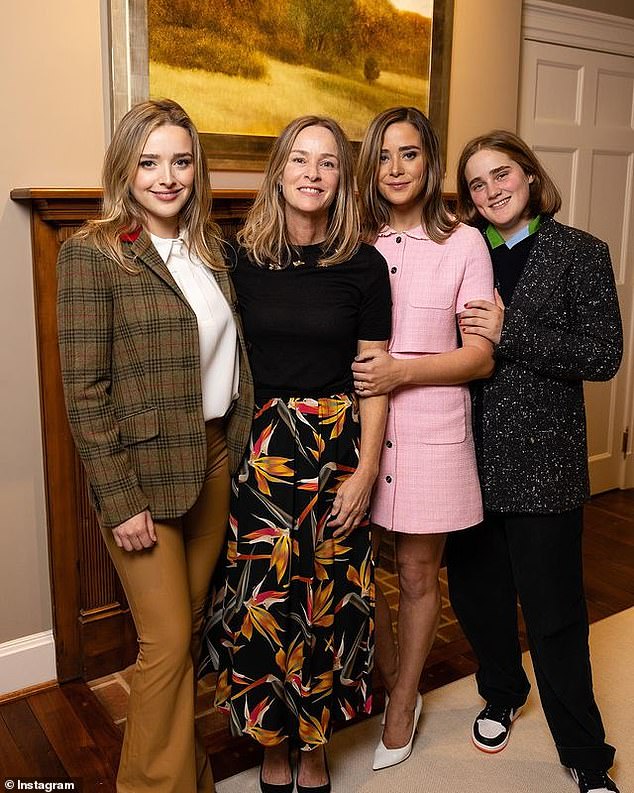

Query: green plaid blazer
left=57, top=230, right=254, bottom=529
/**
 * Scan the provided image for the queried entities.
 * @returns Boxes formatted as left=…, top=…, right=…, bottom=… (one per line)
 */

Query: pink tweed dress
left=371, top=223, right=494, bottom=534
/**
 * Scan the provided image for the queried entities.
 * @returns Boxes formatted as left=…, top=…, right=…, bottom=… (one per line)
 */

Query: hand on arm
left=330, top=341, right=388, bottom=536
left=352, top=334, right=494, bottom=393
left=352, top=348, right=406, bottom=396
left=458, top=289, right=505, bottom=345
left=112, top=509, right=157, bottom=552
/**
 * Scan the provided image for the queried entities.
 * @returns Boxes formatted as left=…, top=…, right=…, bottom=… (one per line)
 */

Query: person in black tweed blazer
left=446, top=131, right=622, bottom=793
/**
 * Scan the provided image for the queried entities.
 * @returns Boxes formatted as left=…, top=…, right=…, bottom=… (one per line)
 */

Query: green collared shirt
left=485, top=215, right=541, bottom=249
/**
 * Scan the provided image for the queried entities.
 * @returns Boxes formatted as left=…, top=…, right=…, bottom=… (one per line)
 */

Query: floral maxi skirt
left=201, top=393, right=375, bottom=749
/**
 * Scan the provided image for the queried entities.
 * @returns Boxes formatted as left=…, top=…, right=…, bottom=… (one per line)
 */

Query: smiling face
left=377, top=121, right=427, bottom=228
left=280, top=124, right=340, bottom=236
left=131, top=124, right=194, bottom=238
left=464, top=148, right=534, bottom=239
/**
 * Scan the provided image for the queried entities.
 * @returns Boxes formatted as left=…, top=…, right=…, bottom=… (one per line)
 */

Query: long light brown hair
left=238, top=116, right=360, bottom=268
left=76, top=98, right=224, bottom=272
left=357, top=106, right=457, bottom=244
left=456, top=129, right=562, bottom=226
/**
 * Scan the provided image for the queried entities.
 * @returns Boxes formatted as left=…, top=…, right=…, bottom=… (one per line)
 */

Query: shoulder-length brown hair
left=456, top=129, right=562, bottom=226
left=238, top=116, right=360, bottom=268
left=77, top=98, right=224, bottom=273
left=357, top=106, right=457, bottom=244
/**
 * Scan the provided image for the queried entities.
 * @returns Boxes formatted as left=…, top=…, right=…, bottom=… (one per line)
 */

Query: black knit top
left=231, top=242, right=391, bottom=399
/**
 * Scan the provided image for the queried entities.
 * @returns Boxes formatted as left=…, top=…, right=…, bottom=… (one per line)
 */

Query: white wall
left=0, top=0, right=105, bottom=686
left=445, top=0, right=522, bottom=191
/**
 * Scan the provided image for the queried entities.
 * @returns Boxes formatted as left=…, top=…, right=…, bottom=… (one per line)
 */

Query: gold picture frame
left=109, top=0, right=454, bottom=171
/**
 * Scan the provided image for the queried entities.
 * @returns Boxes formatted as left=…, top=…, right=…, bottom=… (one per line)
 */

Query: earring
left=277, top=183, right=283, bottom=194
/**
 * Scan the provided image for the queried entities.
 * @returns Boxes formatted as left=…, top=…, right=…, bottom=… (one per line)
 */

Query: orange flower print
left=244, top=697, right=285, bottom=746
left=250, top=421, right=294, bottom=496
left=320, top=397, right=349, bottom=440
left=299, top=707, right=330, bottom=746
left=244, top=525, right=292, bottom=583
left=346, top=549, right=373, bottom=598
left=241, top=588, right=286, bottom=645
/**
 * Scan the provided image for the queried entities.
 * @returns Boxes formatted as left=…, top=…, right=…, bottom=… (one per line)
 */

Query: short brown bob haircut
left=456, top=130, right=562, bottom=226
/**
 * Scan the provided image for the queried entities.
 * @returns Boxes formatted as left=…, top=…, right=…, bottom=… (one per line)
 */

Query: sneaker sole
left=471, top=707, right=522, bottom=754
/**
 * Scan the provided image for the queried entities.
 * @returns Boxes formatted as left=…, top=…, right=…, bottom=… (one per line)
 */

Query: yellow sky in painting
left=389, top=0, right=433, bottom=16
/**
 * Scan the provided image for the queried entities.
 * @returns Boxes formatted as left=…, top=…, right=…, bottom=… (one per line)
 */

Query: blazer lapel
left=125, top=232, right=242, bottom=332
left=508, top=217, right=571, bottom=314
left=126, top=230, right=189, bottom=302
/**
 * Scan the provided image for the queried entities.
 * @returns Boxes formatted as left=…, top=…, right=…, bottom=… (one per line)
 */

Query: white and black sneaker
left=569, top=768, right=619, bottom=793
left=471, top=703, right=522, bottom=753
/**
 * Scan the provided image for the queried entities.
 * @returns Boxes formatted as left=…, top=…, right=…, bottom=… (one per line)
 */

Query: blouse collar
left=377, top=224, right=430, bottom=240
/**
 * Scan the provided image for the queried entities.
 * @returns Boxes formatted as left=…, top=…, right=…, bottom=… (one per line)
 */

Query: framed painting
left=110, top=0, right=454, bottom=170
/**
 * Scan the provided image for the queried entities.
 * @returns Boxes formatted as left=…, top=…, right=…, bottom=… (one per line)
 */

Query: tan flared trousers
left=101, top=419, right=229, bottom=793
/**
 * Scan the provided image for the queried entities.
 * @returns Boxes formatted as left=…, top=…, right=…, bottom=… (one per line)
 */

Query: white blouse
left=151, top=233, right=239, bottom=421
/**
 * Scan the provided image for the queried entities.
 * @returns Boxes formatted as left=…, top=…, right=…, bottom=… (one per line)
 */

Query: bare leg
left=262, top=740, right=292, bottom=785
left=382, top=532, right=446, bottom=749
left=372, top=525, right=399, bottom=693
left=297, top=744, right=329, bottom=787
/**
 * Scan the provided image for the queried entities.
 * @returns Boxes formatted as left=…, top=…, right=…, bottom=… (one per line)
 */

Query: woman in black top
left=202, top=116, right=391, bottom=793
left=446, top=130, right=622, bottom=793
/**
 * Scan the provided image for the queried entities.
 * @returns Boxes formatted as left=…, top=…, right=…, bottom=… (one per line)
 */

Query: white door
left=518, top=38, right=634, bottom=494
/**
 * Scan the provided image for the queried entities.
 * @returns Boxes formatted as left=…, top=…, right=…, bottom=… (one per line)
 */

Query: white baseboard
left=0, top=630, right=56, bottom=697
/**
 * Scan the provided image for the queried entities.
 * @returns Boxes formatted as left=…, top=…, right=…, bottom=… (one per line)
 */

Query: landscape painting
left=147, top=0, right=450, bottom=168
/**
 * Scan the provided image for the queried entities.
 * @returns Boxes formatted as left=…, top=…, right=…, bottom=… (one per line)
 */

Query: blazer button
left=390, top=266, right=397, bottom=274
left=385, top=475, right=392, bottom=483
left=385, top=440, right=393, bottom=448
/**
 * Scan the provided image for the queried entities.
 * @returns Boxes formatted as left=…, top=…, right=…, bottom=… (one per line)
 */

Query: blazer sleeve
left=57, top=238, right=149, bottom=527
left=495, top=238, right=623, bottom=381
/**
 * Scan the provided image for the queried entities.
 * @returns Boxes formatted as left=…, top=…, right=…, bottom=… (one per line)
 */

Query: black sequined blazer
left=473, top=216, right=623, bottom=513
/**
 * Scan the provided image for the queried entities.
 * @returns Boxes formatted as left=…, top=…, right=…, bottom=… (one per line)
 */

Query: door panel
left=519, top=40, right=634, bottom=493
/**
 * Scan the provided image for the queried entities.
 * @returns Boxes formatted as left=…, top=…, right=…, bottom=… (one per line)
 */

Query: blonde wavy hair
left=357, top=106, right=457, bottom=244
left=238, top=116, right=360, bottom=268
left=76, top=98, right=224, bottom=272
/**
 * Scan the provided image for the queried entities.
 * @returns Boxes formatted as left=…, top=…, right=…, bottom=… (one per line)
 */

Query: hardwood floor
left=1, top=489, right=632, bottom=790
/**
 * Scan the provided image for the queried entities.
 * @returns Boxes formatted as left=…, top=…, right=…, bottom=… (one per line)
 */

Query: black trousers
left=445, top=508, right=615, bottom=770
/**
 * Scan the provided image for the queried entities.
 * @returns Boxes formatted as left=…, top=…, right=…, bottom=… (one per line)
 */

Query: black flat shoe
left=259, top=765, right=294, bottom=793
left=296, top=749, right=331, bottom=793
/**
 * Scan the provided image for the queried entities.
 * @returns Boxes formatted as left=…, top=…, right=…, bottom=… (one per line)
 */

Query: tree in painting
left=149, top=0, right=433, bottom=139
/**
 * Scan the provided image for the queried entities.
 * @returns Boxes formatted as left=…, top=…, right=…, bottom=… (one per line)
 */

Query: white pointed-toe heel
left=373, top=693, right=423, bottom=771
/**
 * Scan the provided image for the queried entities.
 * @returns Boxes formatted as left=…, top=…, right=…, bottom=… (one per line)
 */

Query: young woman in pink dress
left=354, top=106, right=495, bottom=770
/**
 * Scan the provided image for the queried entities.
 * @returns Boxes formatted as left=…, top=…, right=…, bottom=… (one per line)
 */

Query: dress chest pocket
left=405, top=257, right=456, bottom=309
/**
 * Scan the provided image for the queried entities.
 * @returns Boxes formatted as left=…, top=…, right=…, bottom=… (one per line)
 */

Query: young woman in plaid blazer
left=57, top=99, right=253, bottom=793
